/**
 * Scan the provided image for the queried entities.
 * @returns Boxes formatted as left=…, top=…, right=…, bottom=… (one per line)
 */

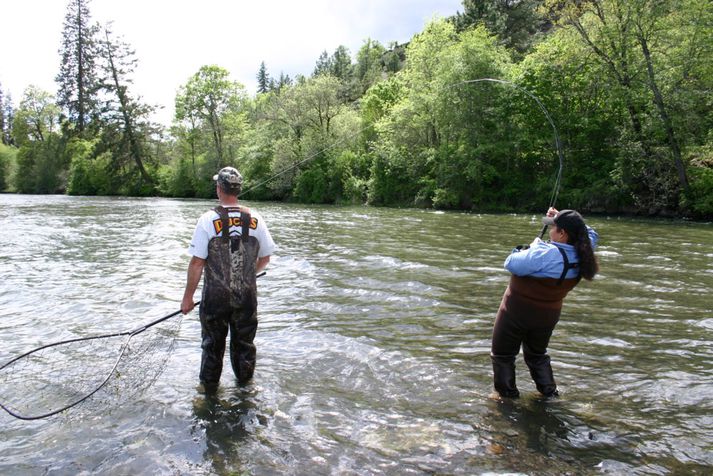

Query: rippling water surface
left=0, top=195, right=711, bottom=475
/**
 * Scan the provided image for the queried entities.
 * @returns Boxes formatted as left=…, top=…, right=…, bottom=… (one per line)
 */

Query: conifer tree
left=0, top=84, right=6, bottom=145
left=277, top=72, right=292, bottom=92
left=98, top=23, right=155, bottom=185
left=257, top=61, right=270, bottom=94
left=56, top=0, right=101, bottom=136
left=455, top=0, right=546, bottom=55
left=355, top=39, right=386, bottom=93
left=329, top=46, right=353, bottom=82
left=313, top=51, right=331, bottom=76
left=1, top=89, right=15, bottom=146
left=382, top=41, right=406, bottom=74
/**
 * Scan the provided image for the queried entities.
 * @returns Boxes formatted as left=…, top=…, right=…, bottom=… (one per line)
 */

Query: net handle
left=0, top=271, right=268, bottom=420
left=130, top=271, right=266, bottom=335
left=2, top=271, right=268, bottom=370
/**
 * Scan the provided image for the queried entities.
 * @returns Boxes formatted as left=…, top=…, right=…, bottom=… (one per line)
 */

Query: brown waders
left=199, top=206, right=260, bottom=390
left=491, top=247, right=580, bottom=398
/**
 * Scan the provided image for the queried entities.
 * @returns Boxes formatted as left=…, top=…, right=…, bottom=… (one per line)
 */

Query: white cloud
left=0, top=0, right=462, bottom=126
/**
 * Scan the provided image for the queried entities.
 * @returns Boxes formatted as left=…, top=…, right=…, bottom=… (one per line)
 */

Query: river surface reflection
left=0, top=195, right=711, bottom=474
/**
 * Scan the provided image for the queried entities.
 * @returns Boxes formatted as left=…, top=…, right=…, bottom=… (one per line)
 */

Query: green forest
left=0, top=0, right=711, bottom=217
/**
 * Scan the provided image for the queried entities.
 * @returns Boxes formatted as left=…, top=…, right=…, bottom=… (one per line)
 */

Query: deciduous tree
left=176, top=65, right=246, bottom=169
left=12, top=86, right=60, bottom=145
left=12, top=86, right=65, bottom=193
left=544, top=0, right=704, bottom=211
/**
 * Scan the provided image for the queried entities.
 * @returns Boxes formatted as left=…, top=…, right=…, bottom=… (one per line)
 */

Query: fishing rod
left=448, top=78, right=565, bottom=238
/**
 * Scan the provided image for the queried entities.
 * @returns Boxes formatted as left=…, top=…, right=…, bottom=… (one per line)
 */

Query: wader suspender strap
left=241, top=210, right=251, bottom=243
left=215, top=207, right=230, bottom=241
left=214, top=206, right=251, bottom=243
left=555, top=245, right=579, bottom=285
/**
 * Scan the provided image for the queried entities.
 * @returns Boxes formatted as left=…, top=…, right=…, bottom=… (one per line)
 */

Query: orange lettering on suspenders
left=212, top=216, right=258, bottom=234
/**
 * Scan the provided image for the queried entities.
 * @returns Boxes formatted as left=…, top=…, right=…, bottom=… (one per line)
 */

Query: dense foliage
left=1, top=0, right=711, bottom=218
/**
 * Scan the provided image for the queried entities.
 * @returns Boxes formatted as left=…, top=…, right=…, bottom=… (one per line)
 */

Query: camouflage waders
left=199, top=206, right=260, bottom=388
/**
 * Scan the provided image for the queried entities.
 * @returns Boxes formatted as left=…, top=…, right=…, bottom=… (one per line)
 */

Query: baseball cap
left=542, top=209, right=586, bottom=234
left=213, top=167, right=243, bottom=191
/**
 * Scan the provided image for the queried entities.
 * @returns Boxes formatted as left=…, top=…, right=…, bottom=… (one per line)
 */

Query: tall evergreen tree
left=2, top=90, right=15, bottom=146
left=0, top=84, right=6, bottom=145
left=382, top=42, right=407, bottom=74
left=267, top=72, right=293, bottom=94
left=56, top=0, right=101, bottom=136
left=98, top=23, right=155, bottom=186
left=312, top=46, right=355, bottom=101
left=276, top=72, right=292, bottom=92
left=257, top=61, right=270, bottom=94
left=329, top=45, right=353, bottom=81
left=455, top=0, right=547, bottom=55
left=313, top=51, right=331, bottom=76
left=355, top=39, right=386, bottom=93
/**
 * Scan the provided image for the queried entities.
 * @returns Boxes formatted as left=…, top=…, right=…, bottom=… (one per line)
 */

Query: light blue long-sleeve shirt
left=504, top=226, right=599, bottom=279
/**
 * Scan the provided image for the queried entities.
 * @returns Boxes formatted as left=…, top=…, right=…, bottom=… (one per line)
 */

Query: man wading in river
left=181, top=167, right=275, bottom=392
left=490, top=208, right=598, bottom=399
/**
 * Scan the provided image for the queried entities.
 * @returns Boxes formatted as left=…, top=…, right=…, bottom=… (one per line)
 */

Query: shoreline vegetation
left=1, top=193, right=709, bottom=226
left=0, top=1, right=711, bottom=219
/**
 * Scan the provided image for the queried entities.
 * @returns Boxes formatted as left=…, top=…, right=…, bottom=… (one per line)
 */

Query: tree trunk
left=569, top=15, right=653, bottom=157
left=637, top=31, right=689, bottom=190
left=208, top=111, right=224, bottom=169
left=106, top=34, right=153, bottom=184
left=76, top=2, right=85, bottom=134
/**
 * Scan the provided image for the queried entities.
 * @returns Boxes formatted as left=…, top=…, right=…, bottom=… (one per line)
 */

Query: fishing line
left=447, top=78, right=565, bottom=236
left=240, top=78, right=565, bottom=232
left=239, top=129, right=364, bottom=198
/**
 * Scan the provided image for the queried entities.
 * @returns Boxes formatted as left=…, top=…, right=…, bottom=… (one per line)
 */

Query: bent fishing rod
left=448, top=78, right=565, bottom=237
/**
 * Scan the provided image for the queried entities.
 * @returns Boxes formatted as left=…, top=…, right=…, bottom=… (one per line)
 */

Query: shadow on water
left=191, top=384, right=267, bottom=475
left=482, top=395, right=644, bottom=474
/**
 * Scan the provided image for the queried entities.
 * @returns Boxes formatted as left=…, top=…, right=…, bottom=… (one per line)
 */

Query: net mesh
left=0, top=314, right=182, bottom=420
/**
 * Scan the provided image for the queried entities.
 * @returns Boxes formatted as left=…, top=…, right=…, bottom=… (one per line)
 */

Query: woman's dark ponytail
left=569, top=227, right=599, bottom=280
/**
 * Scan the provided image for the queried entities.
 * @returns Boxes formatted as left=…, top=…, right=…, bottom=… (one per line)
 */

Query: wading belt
left=555, top=245, right=579, bottom=285
left=214, top=206, right=251, bottom=251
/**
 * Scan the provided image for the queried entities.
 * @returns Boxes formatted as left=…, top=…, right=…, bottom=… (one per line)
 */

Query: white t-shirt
left=188, top=207, right=276, bottom=259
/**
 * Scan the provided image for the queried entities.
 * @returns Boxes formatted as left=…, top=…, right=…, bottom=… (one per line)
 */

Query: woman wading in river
left=490, top=208, right=599, bottom=399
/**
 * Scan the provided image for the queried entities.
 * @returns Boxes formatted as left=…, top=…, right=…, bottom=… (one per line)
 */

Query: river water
left=0, top=195, right=711, bottom=475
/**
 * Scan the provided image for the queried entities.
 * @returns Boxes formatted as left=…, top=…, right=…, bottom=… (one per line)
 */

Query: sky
left=1, top=0, right=463, bottom=126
